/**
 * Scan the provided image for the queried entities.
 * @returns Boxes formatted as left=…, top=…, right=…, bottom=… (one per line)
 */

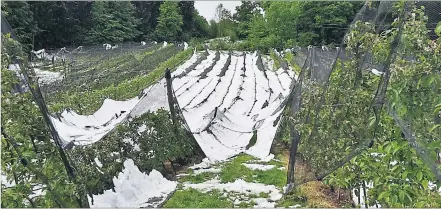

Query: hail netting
left=128, top=49, right=297, bottom=161
left=289, top=1, right=401, bottom=186
left=36, top=42, right=182, bottom=100
left=276, top=1, right=441, bottom=189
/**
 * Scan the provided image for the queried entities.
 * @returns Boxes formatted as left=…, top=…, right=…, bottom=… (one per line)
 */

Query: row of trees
left=1, top=1, right=211, bottom=50
left=210, top=1, right=363, bottom=50
left=282, top=1, right=441, bottom=207
left=3, top=1, right=440, bottom=52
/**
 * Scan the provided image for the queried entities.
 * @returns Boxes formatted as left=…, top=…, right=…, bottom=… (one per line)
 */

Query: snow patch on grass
left=183, top=178, right=282, bottom=208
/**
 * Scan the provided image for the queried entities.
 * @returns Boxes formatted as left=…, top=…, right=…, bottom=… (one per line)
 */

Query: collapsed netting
left=272, top=1, right=441, bottom=188
left=34, top=43, right=185, bottom=99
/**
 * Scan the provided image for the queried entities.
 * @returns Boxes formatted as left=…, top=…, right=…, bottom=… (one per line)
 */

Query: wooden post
left=165, top=68, right=176, bottom=123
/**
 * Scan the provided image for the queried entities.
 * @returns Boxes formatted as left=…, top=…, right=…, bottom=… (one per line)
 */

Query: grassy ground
left=219, top=154, right=286, bottom=188
left=164, top=146, right=354, bottom=208
left=163, top=189, right=232, bottom=208
left=275, top=147, right=354, bottom=208
left=165, top=153, right=303, bottom=208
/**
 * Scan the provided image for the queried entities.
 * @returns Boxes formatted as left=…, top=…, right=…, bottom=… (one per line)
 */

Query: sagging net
left=270, top=1, right=441, bottom=188
left=129, top=49, right=297, bottom=162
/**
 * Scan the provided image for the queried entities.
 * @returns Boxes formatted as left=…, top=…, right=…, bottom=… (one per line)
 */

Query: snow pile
left=242, top=163, right=275, bottom=171
left=33, top=68, right=64, bottom=85
left=90, top=159, right=177, bottom=208
left=183, top=178, right=282, bottom=208
left=51, top=98, right=139, bottom=146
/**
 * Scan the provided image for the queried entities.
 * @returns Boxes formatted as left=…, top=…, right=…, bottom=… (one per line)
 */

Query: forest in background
left=2, top=1, right=366, bottom=51
left=3, top=1, right=440, bottom=52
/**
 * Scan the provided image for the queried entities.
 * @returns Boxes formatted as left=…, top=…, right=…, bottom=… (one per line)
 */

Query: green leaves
left=86, top=2, right=140, bottom=44
left=417, top=171, right=423, bottom=181
left=155, top=2, right=183, bottom=42
left=435, top=22, right=441, bottom=37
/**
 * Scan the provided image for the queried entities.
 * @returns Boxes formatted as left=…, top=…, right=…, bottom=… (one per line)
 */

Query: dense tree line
left=208, top=1, right=363, bottom=50
left=1, top=1, right=210, bottom=50
left=3, top=1, right=439, bottom=52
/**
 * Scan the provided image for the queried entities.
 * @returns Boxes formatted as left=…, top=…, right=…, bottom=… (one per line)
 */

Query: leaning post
left=165, top=68, right=177, bottom=123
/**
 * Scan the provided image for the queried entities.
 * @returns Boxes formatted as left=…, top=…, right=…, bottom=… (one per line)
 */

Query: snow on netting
left=270, top=1, right=441, bottom=187
left=129, top=50, right=296, bottom=162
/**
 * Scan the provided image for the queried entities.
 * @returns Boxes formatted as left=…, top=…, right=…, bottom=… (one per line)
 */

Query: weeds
left=178, top=172, right=217, bottom=184
left=163, top=188, right=231, bottom=208
left=219, top=154, right=287, bottom=188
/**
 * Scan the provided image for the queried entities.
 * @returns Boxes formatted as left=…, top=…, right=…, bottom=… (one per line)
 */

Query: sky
left=195, top=1, right=242, bottom=22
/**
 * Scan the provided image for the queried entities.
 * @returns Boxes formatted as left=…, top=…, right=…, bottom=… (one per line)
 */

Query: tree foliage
left=1, top=35, right=87, bottom=208
left=1, top=1, right=35, bottom=50
left=85, top=1, right=141, bottom=44
left=288, top=2, right=441, bottom=207
left=154, top=2, right=183, bottom=42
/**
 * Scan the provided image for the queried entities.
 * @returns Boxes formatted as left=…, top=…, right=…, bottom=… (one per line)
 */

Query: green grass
left=219, top=154, right=287, bottom=188
left=269, top=50, right=281, bottom=70
left=178, top=172, right=217, bottom=184
left=259, top=192, right=270, bottom=198
left=238, top=200, right=257, bottom=208
left=163, top=188, right=232, bottom=208
left=247, top=159, right=286, bottom=167
left=275, top=190, right=307, bottom=208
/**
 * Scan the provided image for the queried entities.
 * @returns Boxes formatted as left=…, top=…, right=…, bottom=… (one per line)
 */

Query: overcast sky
left=195, top=1, right=242, bottom=22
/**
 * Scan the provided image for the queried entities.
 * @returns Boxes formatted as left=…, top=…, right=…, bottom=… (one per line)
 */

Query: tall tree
left=247, top=2, right=301, bottom=49
left=28, top=2, right=93, bottom=49
left=296, top=2, right=362, bottom=46
left=154, top=2, right=183, bottom=42
left=132, top=1, right=161, bottom=41
left=214, top=3, right=234, bottom=38
left=209, top=20, right=219, bottom=39
left=178, top=1, right=195, bottom=41
left=1, top=1, right=35, bottom=50
left=233, top=1, right=261, bottom=39
left=192, top=11, right=210, bottom=39
left=85, top=1, right=140, bottom=44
